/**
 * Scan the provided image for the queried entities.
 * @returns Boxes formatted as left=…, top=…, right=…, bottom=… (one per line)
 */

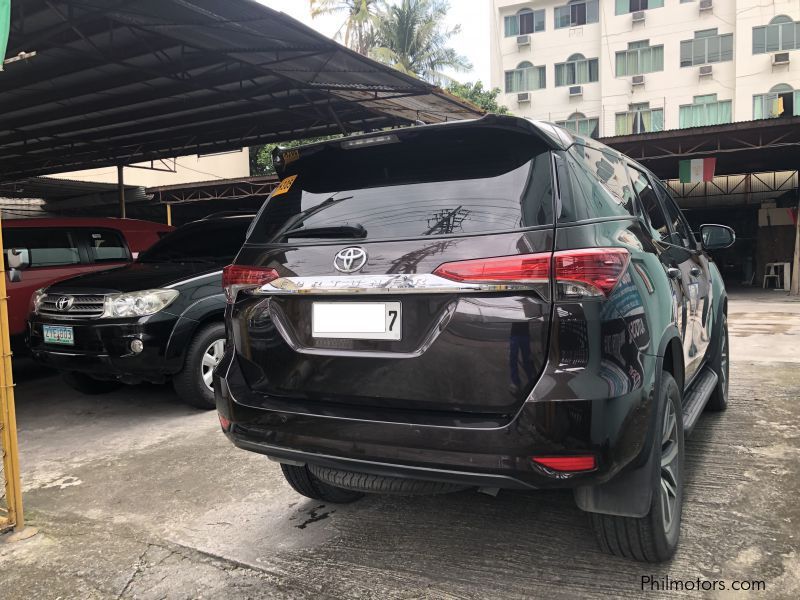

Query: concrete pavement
left=1, top=292, right=798, bottom=599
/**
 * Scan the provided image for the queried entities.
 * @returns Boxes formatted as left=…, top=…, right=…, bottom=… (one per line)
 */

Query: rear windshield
left=139, top=219, right=250, bottom=264
left=247, top=128, right=554, bottom=244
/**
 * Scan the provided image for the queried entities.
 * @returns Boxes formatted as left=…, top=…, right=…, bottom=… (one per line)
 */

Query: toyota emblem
left=333, top=247, right=367, bottom=273
left=55, top=296, right=74, bottom=311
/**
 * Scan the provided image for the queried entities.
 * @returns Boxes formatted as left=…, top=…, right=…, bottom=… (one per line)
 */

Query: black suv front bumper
left=28, top=313, right=182, bottom=383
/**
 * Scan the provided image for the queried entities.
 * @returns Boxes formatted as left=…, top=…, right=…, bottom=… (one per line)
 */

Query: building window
left=504, top=62, right=546, bottom=92
left=753, top=84, right=799, bottom=119
left=753, top=15, right=800, bottom=54
left=679, top=94, right=732, bottom=128
left=615, top=103, right=664, bottom=135
left=504, top=8, right=545, bottom=37
left=616, top=41, right=664, bottom=76
left=615, top=0, right=664, bottom=15
left=555, top=0, right=599, bottom=29
left=555, top=54, right=599, bottom=86
left=556, top=112, right=599, bottom=138
left=680, top=29, right=733, bottom=66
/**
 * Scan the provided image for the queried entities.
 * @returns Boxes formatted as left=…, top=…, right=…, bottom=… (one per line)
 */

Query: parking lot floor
left=1, top=291, right=799, bottom=599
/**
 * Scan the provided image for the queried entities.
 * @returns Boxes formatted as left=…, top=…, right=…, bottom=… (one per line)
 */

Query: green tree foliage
left=370, top=0, right=471, bottom=86
left=446, top=81, right=509, bottom=115
left=310, top=0, right=379, bottom=55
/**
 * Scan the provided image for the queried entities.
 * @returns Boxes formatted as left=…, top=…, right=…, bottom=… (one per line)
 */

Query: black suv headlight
left=101, top=289, right=179, bottom=318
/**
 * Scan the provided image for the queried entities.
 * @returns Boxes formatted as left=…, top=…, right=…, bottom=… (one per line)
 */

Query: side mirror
left=699, top=224, right=735, bottom=250
left=7, top=248, right=30, bottom=270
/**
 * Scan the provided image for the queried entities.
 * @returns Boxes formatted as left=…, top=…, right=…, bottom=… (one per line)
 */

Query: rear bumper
left=216, top=348, right=657, bottom=490
left=28, top=313, right=182, bottom=382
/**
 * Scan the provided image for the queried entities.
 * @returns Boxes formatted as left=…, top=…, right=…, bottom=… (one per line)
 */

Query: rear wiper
left=283, top=224, right=367, bottom=240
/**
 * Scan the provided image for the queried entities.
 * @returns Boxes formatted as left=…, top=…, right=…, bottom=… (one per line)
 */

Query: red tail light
left=532, top=455, right=596, bottom=472
left=222, top=265, right=279, bottom=303
left=433, top=253, right=551, bottom=284
left=553, top=248, right=629, bottom=298
left=432, top=248, right=629, bottom=299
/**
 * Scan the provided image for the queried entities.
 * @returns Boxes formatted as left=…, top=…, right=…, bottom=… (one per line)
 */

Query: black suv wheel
left=590, top=371, right=685, bottom=562
left=173, top=322, right=226, bottom=410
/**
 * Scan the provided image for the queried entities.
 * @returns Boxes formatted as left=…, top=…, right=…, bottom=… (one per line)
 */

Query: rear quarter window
left=558, top=143, right=638, bottom=223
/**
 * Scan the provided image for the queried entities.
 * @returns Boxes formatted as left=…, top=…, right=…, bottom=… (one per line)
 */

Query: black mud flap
left=573, top=446, right=655, bottom=518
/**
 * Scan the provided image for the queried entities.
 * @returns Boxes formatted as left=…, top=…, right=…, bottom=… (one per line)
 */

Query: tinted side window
left=628, top=167, right=671, bottom=242
left=558, top=145, right=637, bottom=222
left=656, top=183, right=695, bottom=248
left=84, top=229, right=129, bottom=263
left=4, top=228, right=81, bottom=267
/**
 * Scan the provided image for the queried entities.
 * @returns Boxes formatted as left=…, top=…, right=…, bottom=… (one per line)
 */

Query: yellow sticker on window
left=272, top=174, right=297, bottom=197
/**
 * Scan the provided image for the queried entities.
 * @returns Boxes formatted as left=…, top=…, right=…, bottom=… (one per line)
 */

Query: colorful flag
left=679, top=158, right=716, bottom=184
left=0, top=0, right=9, bottom=71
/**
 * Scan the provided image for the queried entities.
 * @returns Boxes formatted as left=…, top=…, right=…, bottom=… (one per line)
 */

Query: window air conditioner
left=569, top=85, right=583, bottom=97
left=632, top=11, right=646, bottom=23
left=631, top=75, right=645, bottom=87
left=772, top=52, right=790, bottom=66
left=517, top=92, right=531, bottom=104
left=699, top=65, right=713, bottom=77
left=699, top=0, right=713, bottom=11
left=516, top=35, right=530, bottom=47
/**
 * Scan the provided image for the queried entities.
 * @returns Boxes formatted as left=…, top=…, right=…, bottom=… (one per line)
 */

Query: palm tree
left=370, top=0, right=472, bottom=86
left=310, top=0, right=379, bottom=56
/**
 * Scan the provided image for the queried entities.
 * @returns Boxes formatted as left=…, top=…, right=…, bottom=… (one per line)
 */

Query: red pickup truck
left=3, top=217, right=172, bottom=346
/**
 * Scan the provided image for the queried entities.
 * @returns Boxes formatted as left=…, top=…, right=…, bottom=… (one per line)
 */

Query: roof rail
left=200, top=211, right=257, bottom=220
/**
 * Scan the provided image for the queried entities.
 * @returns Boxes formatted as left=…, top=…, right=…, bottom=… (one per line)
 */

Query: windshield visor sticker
left=272, top=175, right=297, bottom=197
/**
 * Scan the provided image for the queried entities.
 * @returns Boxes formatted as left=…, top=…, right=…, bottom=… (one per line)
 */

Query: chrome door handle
left=666, top=267, right=681, bottom=279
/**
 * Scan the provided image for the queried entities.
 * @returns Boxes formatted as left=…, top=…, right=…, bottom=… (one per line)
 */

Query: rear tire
left=280, top=464, right=364, bottom=503
left=173, top=322, right=226, bottom=410
left=590, top=371, right=684, bottom=562
left=706, top=312, right=729, bottom=412
left=62, top=371, right=122, bottom=395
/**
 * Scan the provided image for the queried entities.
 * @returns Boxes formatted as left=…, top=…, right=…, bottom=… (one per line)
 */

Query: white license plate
left=43, top=324, right=74, bottom=346
left=312, top=302, right=401, bottom=340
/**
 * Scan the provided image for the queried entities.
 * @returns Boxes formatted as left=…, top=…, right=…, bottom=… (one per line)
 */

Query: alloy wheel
left=659, top=397, right=680, bottom=533
left=201, top=338, right=225, bottom=392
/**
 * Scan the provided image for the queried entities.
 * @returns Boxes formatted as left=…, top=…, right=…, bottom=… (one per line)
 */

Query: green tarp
left=1, top=0, right=10, bottom=71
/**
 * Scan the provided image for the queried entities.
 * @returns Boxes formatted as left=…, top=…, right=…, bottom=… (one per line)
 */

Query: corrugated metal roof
left=0, top=0, right=482, bottom=181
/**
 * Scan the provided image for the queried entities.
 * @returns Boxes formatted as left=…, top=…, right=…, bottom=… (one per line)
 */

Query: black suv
left=216, top=116, right=734, bottom=562
left=28, top=214, right=253, bottom=408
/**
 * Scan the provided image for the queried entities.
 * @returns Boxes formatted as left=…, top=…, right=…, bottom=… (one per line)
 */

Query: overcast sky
left=258, top=0, right=492, bottom=84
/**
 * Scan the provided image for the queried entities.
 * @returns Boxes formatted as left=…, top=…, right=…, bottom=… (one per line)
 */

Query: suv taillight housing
left=223, top=265, right=279, bottom=304
left=433, top=248, right=629, bottom=300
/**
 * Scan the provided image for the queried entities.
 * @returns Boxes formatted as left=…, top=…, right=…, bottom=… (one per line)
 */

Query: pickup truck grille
left=39, top=294, right=106, bottom=319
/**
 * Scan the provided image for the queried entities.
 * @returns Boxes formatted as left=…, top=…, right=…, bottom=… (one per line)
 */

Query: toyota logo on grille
left=55, top=296, right=74, bottom=311
left=333, top=247, right=367, bottom=273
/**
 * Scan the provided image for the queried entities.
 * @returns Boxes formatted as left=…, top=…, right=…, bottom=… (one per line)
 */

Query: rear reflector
left=223, top=265, right=279, bottom=303
left=432, top=248, right=629, bottom=299
left=433, top=253, right=551, bottom=284
left=532, top=455, right=596, bottom=472
left=218, top=413, right=231, bottom=432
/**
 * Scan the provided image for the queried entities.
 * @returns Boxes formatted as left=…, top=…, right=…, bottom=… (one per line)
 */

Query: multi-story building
left=490, top=0, right=800, bottom=138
